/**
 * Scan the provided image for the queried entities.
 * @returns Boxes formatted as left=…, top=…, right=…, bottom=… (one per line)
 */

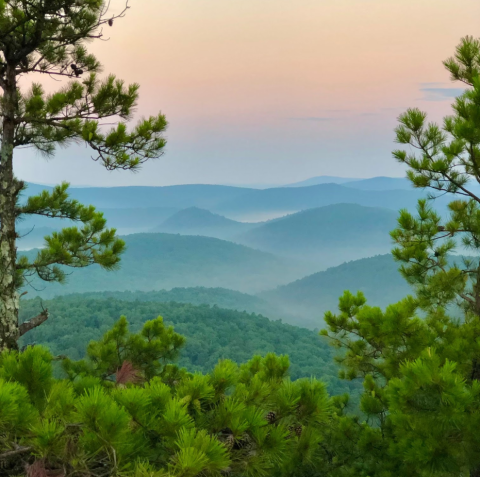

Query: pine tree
left=321, top=36, right=480, bottom=477
left=0, top=1, right=167, bottom=351
left=0, top=317, right=334, bottom=476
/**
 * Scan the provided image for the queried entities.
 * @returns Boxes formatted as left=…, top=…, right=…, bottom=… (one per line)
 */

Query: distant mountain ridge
left=236, top=203, right=397, bottom=247
left=344, top=176, right=412, bottom=190
left=152, top=207, right=253, bottom=239
left=19, top=178, right=447, bottom=239
left=285, top=175, right=411, bottom=190
left=20, top=233, right=306, bottom=297
left=284, top=176, right=358, bottom=187
left=161, top=207, right=239, bottom=228
left=214, top=182, right=432, bottom=220
left=234, top=203, right=398, bottom=267
left=260, top=254, right=410, bottom=328
left=22, top=182, right=252, bottom=209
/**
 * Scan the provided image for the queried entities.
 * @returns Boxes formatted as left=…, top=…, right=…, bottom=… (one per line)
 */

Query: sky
left=14, top=0, right=480, bottom=187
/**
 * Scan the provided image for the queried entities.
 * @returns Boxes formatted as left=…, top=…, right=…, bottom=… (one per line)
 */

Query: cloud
left=419, top=84, right=466, bottom=101
left=289, top=116, right=337, bottom=121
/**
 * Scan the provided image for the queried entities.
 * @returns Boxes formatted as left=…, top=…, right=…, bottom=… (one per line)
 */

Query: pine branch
left=19, top=309, right=49, bottom=336
left=0, top=445, right=32, bottom=460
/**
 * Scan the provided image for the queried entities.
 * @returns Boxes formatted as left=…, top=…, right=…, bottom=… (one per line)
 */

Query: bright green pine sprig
left=16, top=183, right=125, bottom=288
left=319, top=36, right=480, bottom=477
left=0, top=0, right=168, bottom=349
left=0, top=317, right=335, bottom=477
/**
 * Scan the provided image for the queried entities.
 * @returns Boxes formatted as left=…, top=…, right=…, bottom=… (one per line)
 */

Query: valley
left=3, top=6, right=478, bottom=473
left=20, top=175, right=423, bottom=331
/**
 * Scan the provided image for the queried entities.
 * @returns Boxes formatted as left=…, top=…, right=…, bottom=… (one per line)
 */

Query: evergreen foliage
left=0, top=317, right=334, bottom=477
left=18, top=295, right=360, bottom=396
left=0, top=0, right=168, bottom=350
left=320, top=37, right=480, bottom=476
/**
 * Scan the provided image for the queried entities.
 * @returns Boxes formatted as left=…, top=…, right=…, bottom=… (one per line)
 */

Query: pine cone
left=294, top=425, right=302, bottom=437
left=266, top=411, right=276, bottom=423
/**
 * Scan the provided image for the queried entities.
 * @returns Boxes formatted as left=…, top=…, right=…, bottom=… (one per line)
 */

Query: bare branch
left=19, top=308, right=49, bottom=336
left=0, top=445, right=32, bottom=460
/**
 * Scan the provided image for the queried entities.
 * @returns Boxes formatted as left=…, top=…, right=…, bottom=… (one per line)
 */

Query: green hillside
left=235, top=203, right=398, bottom=267
left=64, top=288, right=283, bottom=318
left=18, top=295, right=360, bottom=396
left=260, top=254, right=411, bottom=328
left=21, top=233, right=305, bottom=297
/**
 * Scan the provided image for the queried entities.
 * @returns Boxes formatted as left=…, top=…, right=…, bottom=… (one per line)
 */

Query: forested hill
left=20, top=233, right=305, bottom=296
left=235, top=203, right=397, bottom=263
left=152, top=207, right=252, bottom=239
left=19, top=295, right=360, bottom=397
left=260, top=254, right=411, bottom=327
left=63, top=288, right=281, bottom=319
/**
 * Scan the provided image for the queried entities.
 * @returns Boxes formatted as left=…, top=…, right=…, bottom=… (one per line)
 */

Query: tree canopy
left=0, top=0, right=167, bottom=350
left=0, top=317, right=335, bottom=477
left=320, top=36, right=480, bottom=477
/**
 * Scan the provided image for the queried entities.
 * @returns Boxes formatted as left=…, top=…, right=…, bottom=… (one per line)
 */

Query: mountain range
left=234, top=203, right=398, bottom=266
left=213, top=183, right=431, bottom=221
left=17, top=175, right=438, bottom=331
left=22, top=234, right=414, bottom=329
left=152, top=207, right=253, bottom=239
left=21, top=233, right=305, bottom=296
left=22, top=177, right=433, bottom=226
left=284, top=175, right=412, bottom=190
left=259, top=254, right=411, bottom=327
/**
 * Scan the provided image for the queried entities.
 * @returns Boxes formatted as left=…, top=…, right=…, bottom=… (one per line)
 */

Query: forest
left=18, top=294, right=361, bottom=395
left=1, top=1, right=480, bottom=476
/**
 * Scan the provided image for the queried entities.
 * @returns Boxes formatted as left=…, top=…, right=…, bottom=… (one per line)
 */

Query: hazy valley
left=20, top=176, right=422, bottom=330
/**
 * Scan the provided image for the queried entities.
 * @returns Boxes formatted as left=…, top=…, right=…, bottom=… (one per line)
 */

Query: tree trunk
left=470, top=270, right=480, bottom=476
left=0, top=64, right=20, bottom=351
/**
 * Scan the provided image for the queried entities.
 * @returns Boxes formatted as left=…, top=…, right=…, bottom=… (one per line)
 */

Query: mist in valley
left=17, top=178, right=432, bottom=330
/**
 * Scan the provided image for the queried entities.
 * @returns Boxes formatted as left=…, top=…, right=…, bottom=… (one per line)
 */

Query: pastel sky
left=14, top=0, right=480, bottom=186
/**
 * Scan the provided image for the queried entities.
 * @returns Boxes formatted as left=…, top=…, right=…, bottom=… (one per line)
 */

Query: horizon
left=13, top=0, right=480, bottom=188
left=27, top=174, right=408, bottom=189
